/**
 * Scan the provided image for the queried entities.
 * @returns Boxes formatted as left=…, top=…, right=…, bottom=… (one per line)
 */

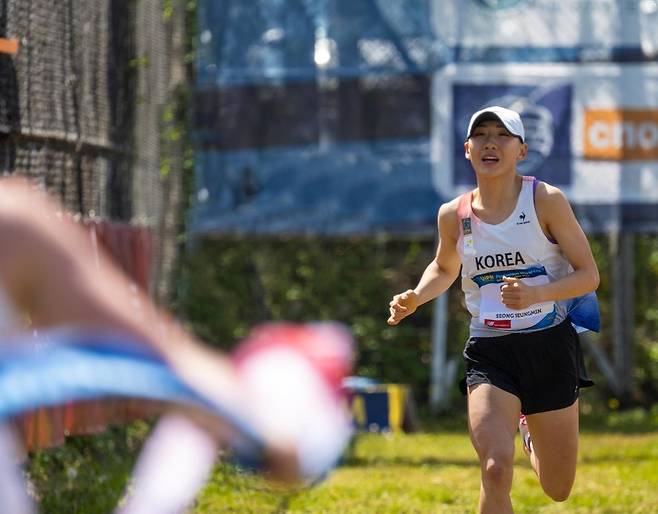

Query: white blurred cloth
left=0, top=423, right=34, bottom=514
left=118, top=413, right=220, bottom=514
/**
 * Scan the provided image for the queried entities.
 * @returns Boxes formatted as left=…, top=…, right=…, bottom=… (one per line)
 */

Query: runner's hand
left=387, top=289, right=419, bottom=325
left=500, top=277, right=538, bottom=310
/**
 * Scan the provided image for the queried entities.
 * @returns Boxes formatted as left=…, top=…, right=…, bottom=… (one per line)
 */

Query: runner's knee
left=480, top=452, right=514, bottom=489
left=540, top=476, right=574, bottom=502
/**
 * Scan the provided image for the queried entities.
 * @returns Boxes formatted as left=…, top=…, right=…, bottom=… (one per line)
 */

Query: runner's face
left=464, top=120, right=527, bottom=177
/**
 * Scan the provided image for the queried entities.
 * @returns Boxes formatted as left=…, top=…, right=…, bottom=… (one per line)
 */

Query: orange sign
left=583, top=109, right=658, bottom=161
left=0, top=38, right=19, bottom=55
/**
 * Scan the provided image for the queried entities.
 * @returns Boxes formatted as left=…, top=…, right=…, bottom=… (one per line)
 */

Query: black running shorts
left=460, top=318, right=594, bottom=415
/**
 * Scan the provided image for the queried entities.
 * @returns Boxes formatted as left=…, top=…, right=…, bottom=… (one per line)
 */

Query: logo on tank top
left=516, top=211, right=530, bottom=225
left=475, top=252, right=526, bottom=271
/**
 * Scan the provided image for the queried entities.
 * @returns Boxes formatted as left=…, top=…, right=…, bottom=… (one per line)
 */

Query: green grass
left=27, top=421, right=150, bottom=514
left=27, top=410, right=658, bottom=513
left=194, top=423, right=658, bottom=513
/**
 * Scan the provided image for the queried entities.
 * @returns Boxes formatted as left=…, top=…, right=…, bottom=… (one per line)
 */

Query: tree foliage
left=177, top=234, right=658, bottom=408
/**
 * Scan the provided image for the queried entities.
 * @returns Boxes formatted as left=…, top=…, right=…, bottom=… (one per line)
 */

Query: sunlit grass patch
left=195, top=421, right=658, bottom=514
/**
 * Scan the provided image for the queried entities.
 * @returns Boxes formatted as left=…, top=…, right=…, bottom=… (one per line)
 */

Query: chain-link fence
left=0, top=0, right=188, bottom=448
left=0, top=0, right=186, bottom=297
left=1, top=0, right=129, bottom=217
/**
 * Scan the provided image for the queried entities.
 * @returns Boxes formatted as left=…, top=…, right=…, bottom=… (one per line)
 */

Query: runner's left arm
left=501, top=182, right=599, bottom=310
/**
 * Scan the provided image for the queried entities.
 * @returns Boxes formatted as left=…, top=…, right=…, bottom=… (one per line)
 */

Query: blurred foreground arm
left=0, top=178, right=353, bottom=487
left=0, top=177, right=243, bottom=403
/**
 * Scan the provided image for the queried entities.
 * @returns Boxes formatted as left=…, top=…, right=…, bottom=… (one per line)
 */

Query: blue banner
left=193, top=0, right=658, bottom=235
left=191, top=0, right=440, bottom=236
left=191, top=140, right=440, bottom=236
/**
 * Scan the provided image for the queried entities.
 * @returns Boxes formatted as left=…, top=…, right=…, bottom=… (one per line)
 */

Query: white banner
left=432, top=0, right=658, bottom=55
left=431, top=63, right=658, bottom=230
left=430, top=0, right=658, bottom=231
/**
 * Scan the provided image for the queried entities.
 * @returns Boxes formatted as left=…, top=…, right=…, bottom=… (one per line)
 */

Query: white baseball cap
left=466, top=106, right=525, bottom=143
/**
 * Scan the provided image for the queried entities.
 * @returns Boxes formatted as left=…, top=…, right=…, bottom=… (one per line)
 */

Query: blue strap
left=0, top=330, right=265, bottom=459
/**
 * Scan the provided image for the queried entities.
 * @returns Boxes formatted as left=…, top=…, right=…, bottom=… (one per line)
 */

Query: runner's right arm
left=387, top=199, right=462, bottom=325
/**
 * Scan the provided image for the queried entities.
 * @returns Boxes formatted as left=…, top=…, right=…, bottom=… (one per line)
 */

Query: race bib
left=474, top=268, right=556, bottom=331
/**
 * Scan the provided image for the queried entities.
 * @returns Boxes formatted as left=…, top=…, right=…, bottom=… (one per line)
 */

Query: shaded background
left=1, top=1, right=657, bottom=454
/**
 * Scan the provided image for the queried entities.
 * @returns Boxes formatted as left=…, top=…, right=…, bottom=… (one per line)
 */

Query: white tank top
left=457, top=176, right=571, bottom=337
